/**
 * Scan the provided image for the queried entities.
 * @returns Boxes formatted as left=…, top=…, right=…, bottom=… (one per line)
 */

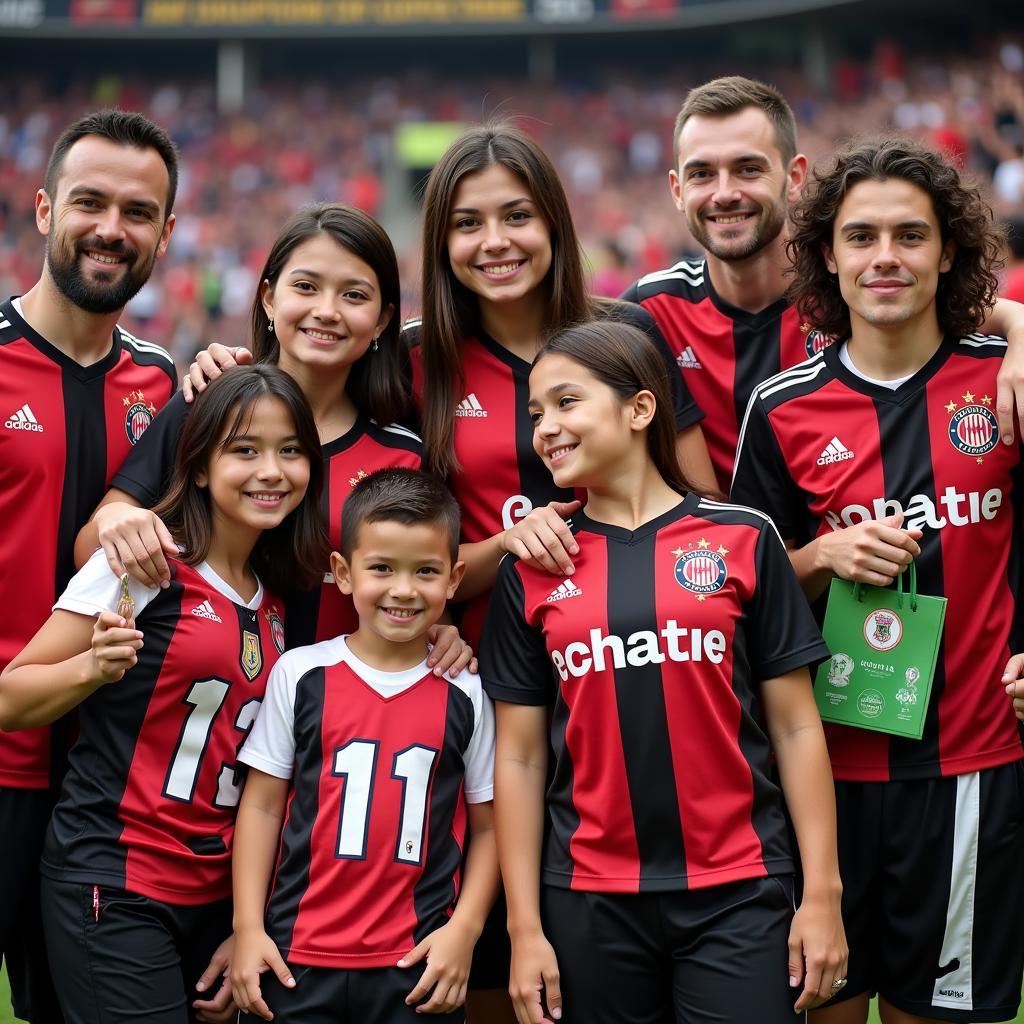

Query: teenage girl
left=481, top=321, right=847, bottom=1024
left=76, top=203, right=469, bottom=672
left=411, top=123, right=718, bottom=1012
left=0, top=365, right=329, bottom=1024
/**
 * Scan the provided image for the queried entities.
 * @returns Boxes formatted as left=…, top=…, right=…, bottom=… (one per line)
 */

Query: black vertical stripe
left=874, top=399, right=946, bottom=779
left=411, top=686, right=475, bottom=944
left=544, top=688, right=579, bottom=880
left=732, top=315, right=783, bottom=444
left=1008, top=461, right=1024, bottom=751
left=267, top=668, right=325, bottom=957
left=606, top=535, right=687, bottom=890
left=44, top=581, right=182, bottom=886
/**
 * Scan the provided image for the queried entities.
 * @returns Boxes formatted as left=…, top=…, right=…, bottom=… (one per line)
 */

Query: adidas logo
left=190, top=600, right=221, bottom=622
left=4, top=404, right=43, bottom=432
left=676, top=346, right=703, bottom=370
left=455, top=394, right=488, bottom=418
left=817, top=436, right=855, bottom=466
left=547, top=578, right=583, bottom=603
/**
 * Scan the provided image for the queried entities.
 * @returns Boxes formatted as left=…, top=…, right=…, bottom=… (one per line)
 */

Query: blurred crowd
left=1, top=36, right=1023, bottom=365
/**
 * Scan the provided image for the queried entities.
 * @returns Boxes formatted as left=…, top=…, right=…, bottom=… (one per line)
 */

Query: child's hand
left=399, top=919, right=476, bottom=1013
left=1003, top=653, right=1024, bottom=720
left=509, top=929, right=562, bottom=1023
left=229, top=927, right=295, bottom=1021
left=192, top=934, right=236, bottom=1023
left=90, top=611, right=143, bottom=684
left=426, top=624, right=477, bottom=678
left=787, top=894, right=848, bottom=1012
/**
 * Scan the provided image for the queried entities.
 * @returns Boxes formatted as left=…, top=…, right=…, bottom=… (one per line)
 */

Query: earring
left=267, top=319, right=274, bottom=332
left=372, top=333, right=380, bottom=352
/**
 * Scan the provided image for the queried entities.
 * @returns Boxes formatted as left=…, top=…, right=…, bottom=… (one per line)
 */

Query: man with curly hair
left=732, top=137, right=1024, bottom=1024
left=623, top=75, right=1024, bottom=492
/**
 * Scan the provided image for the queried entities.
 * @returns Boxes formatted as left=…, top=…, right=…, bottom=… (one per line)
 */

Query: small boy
left=230, top=468, right=497, bottom=1023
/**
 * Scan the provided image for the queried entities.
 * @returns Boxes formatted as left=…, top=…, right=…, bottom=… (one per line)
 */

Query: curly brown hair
left=787, top=136, right=1004, bottom=341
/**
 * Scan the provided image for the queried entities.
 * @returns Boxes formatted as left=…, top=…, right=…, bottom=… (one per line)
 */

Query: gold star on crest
left=977, top=457, right=984, bottom=465
left=671, top=547, right=685, bottom=558
left=982, top=394, right=992, bottom=406
left=962, top=391, right=975, bottom=404
left=348, top=469, right=369, bottom=487
left=697, top=594, right=707, bottom=602
left=697, top=537, right=710, bottom=549
left=944, top=400, right=957, bottom=413
left=717, top=545, right=729, bottom=556
left=800, top=322, right=812, bottom=334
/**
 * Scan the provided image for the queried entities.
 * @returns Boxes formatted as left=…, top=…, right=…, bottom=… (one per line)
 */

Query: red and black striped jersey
left=0, top=298, right=175, bottom=789
left=239, top=638, right=494, bottom=967
left=41, top=553, right=283, bottom=904
left=622, top=259, right=830, bottom=492
left=111, top=396, right=422, bottom=647
left=480, top=494, right=827, bottom=893
left=406, top=303, right=703, bottom=645
left=731, top=336, right=1024, bottom=782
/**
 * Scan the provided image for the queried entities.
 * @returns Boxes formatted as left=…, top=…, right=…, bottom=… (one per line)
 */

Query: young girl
left=77, top=203, right=469, bottom=672
left=480, top=321, right=847, bottom=1024
left=0, top=365, right=329, bottom=1024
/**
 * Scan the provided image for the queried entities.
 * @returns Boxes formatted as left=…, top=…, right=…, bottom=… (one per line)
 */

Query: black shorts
left=831, top=762, right=1024, bottom=1022
left=467, top=891, right=510, bottom=991
left=541, top=876, right=799, bottom=1024
left=0, top=786, right=63, bottom=1024
left=255, top=961, right=465, bottom=1024
left=41, top=877, right=232, bottom=1024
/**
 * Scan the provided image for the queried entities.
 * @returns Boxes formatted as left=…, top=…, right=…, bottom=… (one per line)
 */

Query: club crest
left=801, top=324, right=834, bottom=359
left=863, top=609, right=903, bottom=652
left=241, top=629, right=263, bottom=680
left=122, top=389, right=157, bottom=445
left=946, top=392, right=997, bottom=459
left=673, top=538, right=728, bottom=597
left=266, top=609, right=286, bottom=654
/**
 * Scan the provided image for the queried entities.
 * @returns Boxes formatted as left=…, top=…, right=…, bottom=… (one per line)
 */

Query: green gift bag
left=814, top=561, right=947, bottom=739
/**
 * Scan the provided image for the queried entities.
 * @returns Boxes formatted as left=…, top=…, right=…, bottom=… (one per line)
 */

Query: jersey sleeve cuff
left=53, top=597, right=104, bottom=617
left=675, top=405, right=705, bottom=431
left=481, top=677, right=550, bottom=705
left=109, top=470, right=157, bottom=508
left=464, top=785, right=494, bottom=803
left=759, top=641, right=831, bottom=681
left=237, top=749, right=293, bottom=780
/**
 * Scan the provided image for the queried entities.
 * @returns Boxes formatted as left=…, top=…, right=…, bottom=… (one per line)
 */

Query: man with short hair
left=732, top=137, right=1024, bottom=1024
left=0, top=109, right=178, bottom=1022
left=623, top=75, right=1024, bottom=492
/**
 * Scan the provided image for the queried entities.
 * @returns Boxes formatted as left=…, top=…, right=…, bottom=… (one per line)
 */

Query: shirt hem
left=830, top=744, right=1024, bottom=782
left=0, top=770, right=50, bottom=789
left=541, top=857, right=794, bottom=892
left=282, top=947, right=414, bottom=968
left=39, top=864, right=230, bottom=906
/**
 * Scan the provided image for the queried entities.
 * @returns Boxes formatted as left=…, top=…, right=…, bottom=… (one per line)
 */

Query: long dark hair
left=152, top=365, right=329, bottom=594
left=533, top=321, right=693, bottom=497
left=250, top=202, right=412, bottom=427
left=419, top=122, right=592, bottom=476
left=788, top=136, right=1003, bottom=340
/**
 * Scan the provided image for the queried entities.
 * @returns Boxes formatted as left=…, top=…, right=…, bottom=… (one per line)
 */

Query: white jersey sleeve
left=54, top=548, right=161, bottom=619
left=449, top=669, right=495, bottom=804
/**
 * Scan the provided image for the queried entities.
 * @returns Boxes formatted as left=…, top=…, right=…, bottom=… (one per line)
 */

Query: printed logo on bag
left=857, top=689, right=885, bottom=718
left=945, top=392, right=997, bottom=461
left=672, top=538, right=728, bottom=600
left=896, top=667, right=920, bottom=708
left=827, top=653, right=854, bottom=687
left=123, top=389, right=157, bottom=445
left=863, top=609, right=903, bottom=652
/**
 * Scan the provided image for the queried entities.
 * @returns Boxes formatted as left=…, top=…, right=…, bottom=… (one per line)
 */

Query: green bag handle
left=853, top=559, right=918, bottom=612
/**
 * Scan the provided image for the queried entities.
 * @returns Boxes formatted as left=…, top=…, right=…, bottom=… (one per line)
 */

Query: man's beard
left=46, top=233, right=154, bottom=314
left=689, top=189, right=788, bottom=263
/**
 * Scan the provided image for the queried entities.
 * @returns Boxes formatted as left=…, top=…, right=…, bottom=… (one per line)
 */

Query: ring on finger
left=830, top=978, right=848, bottom=992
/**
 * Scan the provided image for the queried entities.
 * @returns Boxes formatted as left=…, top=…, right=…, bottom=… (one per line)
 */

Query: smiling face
left=445, top=162, right=554, bottom=312
left=823, top=177, right=955, bottom=335
left=197, top=395, right=311, bottom=546
left=333, top=519, right=464, bottom=658
left=261, top=233, right=393, bottom=377
left=670, top=107, right=804, bottom=263
left=37, top=135, right=174, bottom=314
left=528, top=352, right=654, bottom=491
